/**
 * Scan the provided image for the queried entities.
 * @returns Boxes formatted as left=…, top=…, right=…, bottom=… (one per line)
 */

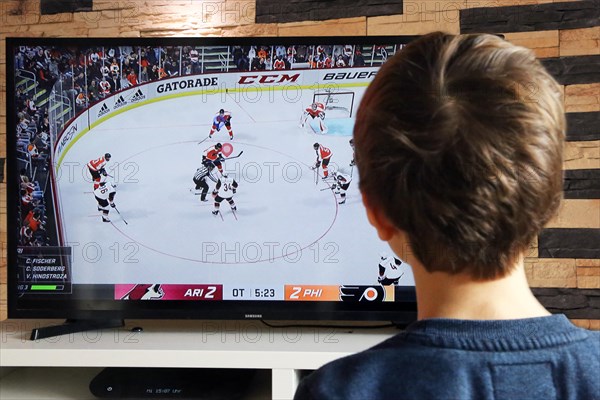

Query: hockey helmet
left=215, top=143, right=223, bottom=149
left=313, top=143, right=319, bottom=150
left=349, top=138, right=354, bottom=146
left=219, top=108, right=225, bottom=115
left=105, top=153, right=111, bottom=160
left=311, top=103, right=318, bottom=110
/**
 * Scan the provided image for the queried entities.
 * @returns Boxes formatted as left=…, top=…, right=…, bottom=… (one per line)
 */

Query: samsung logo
left=245, top=314, right=263, bottom=319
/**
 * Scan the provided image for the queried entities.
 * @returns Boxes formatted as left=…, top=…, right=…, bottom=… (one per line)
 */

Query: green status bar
left=31, top=285, right=57, bottom=291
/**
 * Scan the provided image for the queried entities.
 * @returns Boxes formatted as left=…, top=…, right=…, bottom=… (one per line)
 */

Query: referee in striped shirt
left=193, top=161, right=218, bottom=201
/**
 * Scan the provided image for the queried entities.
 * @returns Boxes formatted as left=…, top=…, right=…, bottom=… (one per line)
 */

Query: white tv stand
left=0, top=320, right=399, bottom=399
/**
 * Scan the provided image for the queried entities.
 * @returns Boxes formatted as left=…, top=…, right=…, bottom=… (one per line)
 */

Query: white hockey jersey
left=94, top=182, right=116, bottom=200
left=379, top=255, right=408, bottom=280
left=216, top=176, right=238, bottom=198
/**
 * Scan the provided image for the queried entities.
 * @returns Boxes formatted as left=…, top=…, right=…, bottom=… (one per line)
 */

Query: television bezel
left=6, top=35, right=418, bottom=323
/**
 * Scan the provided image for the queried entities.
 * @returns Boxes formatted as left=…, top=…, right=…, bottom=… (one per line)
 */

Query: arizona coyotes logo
left=121, top=284, right=164, bottom=300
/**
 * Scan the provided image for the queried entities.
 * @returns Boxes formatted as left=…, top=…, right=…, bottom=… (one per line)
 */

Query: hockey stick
left=214, top=210, right=224, bottom=221
left=224, top=151, right=244, bottom=160
left=313, top=155, right=320, bottom=185
left=113, top=206, right=128, bottom=225
left=231, top=208, right=238, bottom=221
left=197, top=135, right=211, bottom=145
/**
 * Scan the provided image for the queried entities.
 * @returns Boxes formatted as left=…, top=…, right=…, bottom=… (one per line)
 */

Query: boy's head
left=354, top=32, right=565, bottom=280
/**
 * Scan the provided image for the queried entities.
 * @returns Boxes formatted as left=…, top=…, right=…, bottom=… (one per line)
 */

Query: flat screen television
left=6, top=36, right=418, bottom=337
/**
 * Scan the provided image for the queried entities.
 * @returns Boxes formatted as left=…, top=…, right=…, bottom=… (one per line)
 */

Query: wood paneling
left=460, top=0, right=600, bottom=33
left=563, top=169, right=600, bottom=199
left=539, top=229, right=600, bottom=258
left=565, top=112, right=600, bottom=142
left=257, top=0, right=404, bottom=23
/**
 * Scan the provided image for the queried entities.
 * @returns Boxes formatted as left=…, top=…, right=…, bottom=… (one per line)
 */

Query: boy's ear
left=361, top=191, right=396, bottom=241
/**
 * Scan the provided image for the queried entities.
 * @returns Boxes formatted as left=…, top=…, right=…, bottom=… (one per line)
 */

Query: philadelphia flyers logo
left=339, top=286, right=385, bottom=302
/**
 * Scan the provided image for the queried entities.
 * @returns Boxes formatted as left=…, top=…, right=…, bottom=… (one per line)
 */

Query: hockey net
left=313, top=91, right=355, bottom=118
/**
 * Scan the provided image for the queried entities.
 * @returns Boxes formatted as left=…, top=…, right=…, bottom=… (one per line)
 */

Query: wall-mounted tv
left=6, top=36, right=417, bottom=335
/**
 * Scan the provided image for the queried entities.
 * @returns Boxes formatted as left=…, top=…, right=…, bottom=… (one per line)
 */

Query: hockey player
left=93, top=174, right=116, bottom=190
left=94, top=180, right=117, bottom=222
left=87, top=153, right=111, bottom=182
left=212, top=173, right=238, bottom=216
left=300, top=102, right=327, bottom=134
left=193, top=160, right=218, bottom=201
left=330, top=171, right=352, bottom=204
left=209, top=109, right=234, bottom=140
left=313, top=142, right=332, bottom=178
left=378, top=253, right=406, bottom=286
left=20, top=226, right=33, bottom=246
left=202, top=143, right=225, bottom=173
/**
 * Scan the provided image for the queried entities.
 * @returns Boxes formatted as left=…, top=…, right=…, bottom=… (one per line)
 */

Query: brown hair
left=354, top=32, right=565, bottom=279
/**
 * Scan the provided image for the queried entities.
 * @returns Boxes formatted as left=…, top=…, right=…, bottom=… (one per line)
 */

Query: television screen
left=7, top=36, right=417, bottom=322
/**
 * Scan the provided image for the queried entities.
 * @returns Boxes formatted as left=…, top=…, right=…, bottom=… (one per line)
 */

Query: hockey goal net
left=313, top=91, right=355, bottom=118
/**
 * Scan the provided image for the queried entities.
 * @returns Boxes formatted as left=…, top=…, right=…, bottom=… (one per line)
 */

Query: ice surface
left=57, top=88, right=415, bottom=288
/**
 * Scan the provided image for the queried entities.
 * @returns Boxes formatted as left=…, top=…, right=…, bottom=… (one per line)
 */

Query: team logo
left=97, top=103, right=110, bottom=118
left=113, top=95, right=127, bottom=110
left=121, top=284, right=164, bottom=300
left=128, top=88, right=146, bottom=103
left=339, top=285, right=385, bottom=302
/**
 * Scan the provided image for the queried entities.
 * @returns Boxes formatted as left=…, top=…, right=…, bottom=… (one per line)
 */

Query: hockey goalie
left=300, top=102, right=328, bottom=134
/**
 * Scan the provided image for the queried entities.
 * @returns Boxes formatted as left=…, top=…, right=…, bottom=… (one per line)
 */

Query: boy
left=295, top=32, right=599, bottom=400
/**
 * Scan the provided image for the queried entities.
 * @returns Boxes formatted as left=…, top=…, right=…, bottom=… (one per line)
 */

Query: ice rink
left=57, top=86, right=415, bottom=288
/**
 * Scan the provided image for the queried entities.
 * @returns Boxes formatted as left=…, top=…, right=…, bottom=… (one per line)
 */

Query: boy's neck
left=412, top=260, right=550, bottom=321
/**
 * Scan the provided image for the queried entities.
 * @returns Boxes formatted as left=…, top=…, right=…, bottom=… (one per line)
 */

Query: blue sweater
left=294, top=315, right=600, bottom=400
